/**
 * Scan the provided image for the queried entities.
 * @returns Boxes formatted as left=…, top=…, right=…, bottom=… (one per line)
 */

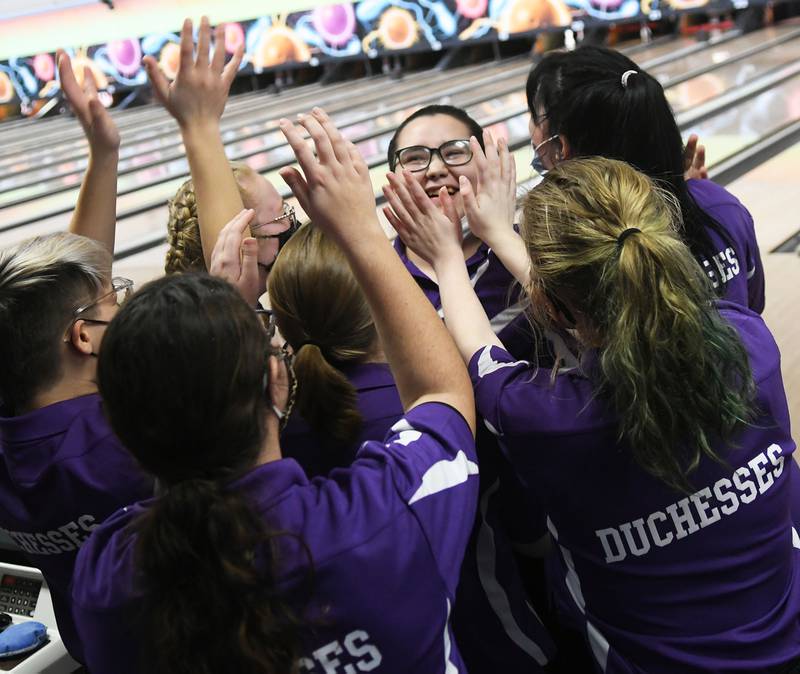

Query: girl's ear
left=67, top=320, right=96, bottom=356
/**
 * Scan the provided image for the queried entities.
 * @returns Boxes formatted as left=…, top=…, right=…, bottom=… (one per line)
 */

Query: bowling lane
left=683, top=73, right=800, bottom=166
left=0, top=57, right=523, bottom=178
left=0, top=76, right=531, bottom=228
left=647, top=23, right=800, bottom=84
left=667, top=36, right=800, bottom=113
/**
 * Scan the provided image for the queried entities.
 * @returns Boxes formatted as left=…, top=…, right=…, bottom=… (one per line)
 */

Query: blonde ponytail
left=521, top=158, right=755, bottom=491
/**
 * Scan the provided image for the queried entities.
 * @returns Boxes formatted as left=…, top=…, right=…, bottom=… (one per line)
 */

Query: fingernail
left=278, top=118, right=289, bottom=126
left=312, top=107, right=323, bottom=116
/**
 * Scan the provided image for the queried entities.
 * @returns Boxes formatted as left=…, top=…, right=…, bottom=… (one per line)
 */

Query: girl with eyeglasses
left=389, top=155, right=798, bottom=674
left=211, top=208, right=406, bottom=479
left=384, top=104, right=542, bottom=361
left=71, top=109, right=480, bottom=674
left=0, top=54, right=154, bottom=666
left=384, top=106, right=559, bottom=673
left=146, top=19, right=297, bottom=297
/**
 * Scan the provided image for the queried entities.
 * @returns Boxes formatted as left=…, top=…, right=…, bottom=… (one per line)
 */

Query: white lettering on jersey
left=594, top=444, right=787, bottom=562
left=300, top=631, right=383, bottom=673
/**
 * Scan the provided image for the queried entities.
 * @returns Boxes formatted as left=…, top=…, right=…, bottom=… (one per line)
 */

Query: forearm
left=68, top=149, right=119, bottom=251
left=435, top=254, right=503, bottom=362
left=344, top=228, right=475, bottom=431
left=485, top=229, right=530, bottom=286
left=181, top=122, right=244, bottom=267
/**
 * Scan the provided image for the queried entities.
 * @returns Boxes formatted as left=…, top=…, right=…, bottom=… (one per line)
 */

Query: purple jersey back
left=281, top=363, right=403, bottom=477
left=469, top=301, right=799, bottom=673
left=72, top=403, right=478, bottom=674
left=689, top=179, right=765, bottom=313
left=0, top=394, right=153, bottom=663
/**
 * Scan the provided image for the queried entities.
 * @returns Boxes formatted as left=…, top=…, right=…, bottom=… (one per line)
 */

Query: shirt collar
left=0, top=393, right=103, bottom=446
left=230, top=457, right=310, bottom=508
left=393, top=237, right=490, bottom=282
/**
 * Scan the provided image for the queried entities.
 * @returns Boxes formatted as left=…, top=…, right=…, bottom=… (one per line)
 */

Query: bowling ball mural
left=0, top=0, right=765, bottom=116
left=357, top=0, right=574, bottom=54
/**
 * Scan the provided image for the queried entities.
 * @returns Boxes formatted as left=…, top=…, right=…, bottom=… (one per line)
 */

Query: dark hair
left=0, top=233, right=110, bottom=414
left=97, top=273, right=301, bottom=674
left=387, top=104, right=486, bottom=171
left=522, top=158, right=755, bottom=492
left=269, top=224, right=376, bottom=448
left=525, top=46, right=734, bottom=292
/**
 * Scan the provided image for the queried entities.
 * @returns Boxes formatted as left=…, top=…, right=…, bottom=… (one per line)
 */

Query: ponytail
left=135, top=478, right=301, bottom=674
left=293, top=343, right=363, bottom=446
left=522, top=158, right=756, bottom=492
left=97, top=274, right=309, bottom=672
left=269, top=224, right=377, bottom=448
left=525, top=46, right=736, bottom=295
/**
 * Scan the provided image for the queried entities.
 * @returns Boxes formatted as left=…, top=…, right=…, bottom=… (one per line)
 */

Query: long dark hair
left=387, top=104, right=486, bottom=171
left=525, top=46, right=734, bottom=292
left=97, top=273, right=301, bottom=674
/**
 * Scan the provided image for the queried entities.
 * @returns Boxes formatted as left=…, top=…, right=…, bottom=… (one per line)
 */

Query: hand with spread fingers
left=459, top=130, right=530, bottom=285
left=59, top=50, right=120, bottom=251
left=58, top=50, right=119, bottom=153
left=209, top=209, right=262, bottom=307
left=461, top=130, right=517, bottom=246
left=278, top=108, right=380, bottom=246
left=683, top=134, right=708, bottom=181
left=143, top=17, right=243, bottom=128
left=382, top=170, right=463, bottom=270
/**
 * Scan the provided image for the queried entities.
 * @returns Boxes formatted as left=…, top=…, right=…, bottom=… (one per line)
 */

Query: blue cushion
left=0, top=621, right=48, bottom=658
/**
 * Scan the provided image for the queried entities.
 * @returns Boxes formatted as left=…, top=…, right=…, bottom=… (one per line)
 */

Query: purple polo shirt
left=281, top=363, right=403, bottom=477
left=0, top=394, right=153, bottom=664
left=689, top=179, right=765, bottom=313
left=394, top=237, right=534, bottom=359
left=72, top=402, right=478, bottom=674
left=469, top=301, right=799, bottom=673
left=395, top=238, right=559, bottom=670
left=452, top=430, right=556, bottom=673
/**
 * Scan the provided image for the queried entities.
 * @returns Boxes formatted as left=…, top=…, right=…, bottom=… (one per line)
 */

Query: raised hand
left=143, top=17, right=243, bottom=128
left=209, top=209, right=262, bottom=307
left=383, top=171, right=463, bottom=269
left=278, top=107, right=380, bottom=247
left=461, top=130, right=517, bottom=246
left=57, top=50, right=119, bottom=153
left=683, top=134, right=708, bottom=181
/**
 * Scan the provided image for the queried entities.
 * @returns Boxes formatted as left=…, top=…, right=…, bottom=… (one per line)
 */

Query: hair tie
left=617, top=228, right=642, bottom=248
left=621, top=70, right=638, bottom=88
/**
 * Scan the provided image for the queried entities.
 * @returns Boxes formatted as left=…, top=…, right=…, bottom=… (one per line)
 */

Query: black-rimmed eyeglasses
left=394, top=139, right=473, bottom=172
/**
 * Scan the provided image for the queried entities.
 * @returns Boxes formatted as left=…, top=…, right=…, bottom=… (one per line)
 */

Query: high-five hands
left=382, top=172, right=463, bottom=269
left=278, top=108, right=380, bottom=247
left=461, top=130, right=517, bottom=246
left=143, top=17, right=243, bottom=128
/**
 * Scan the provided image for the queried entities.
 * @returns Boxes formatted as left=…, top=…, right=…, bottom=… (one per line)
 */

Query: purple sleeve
left=467, top=345, right=537, bottom=437
left=356, top=403, right=478, bottom=595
